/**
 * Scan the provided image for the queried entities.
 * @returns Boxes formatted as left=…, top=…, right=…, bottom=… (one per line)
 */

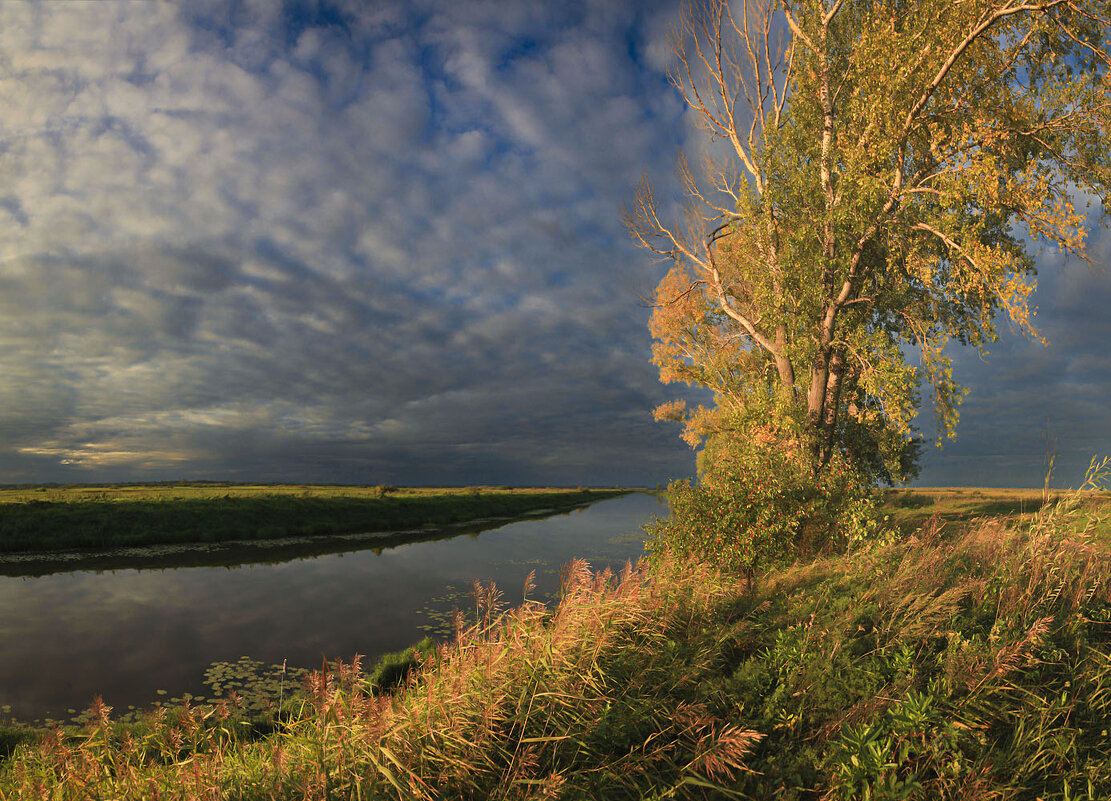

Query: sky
left=0, top=0, right=1108, bottom=489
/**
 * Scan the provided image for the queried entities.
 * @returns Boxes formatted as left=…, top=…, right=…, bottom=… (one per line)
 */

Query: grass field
left=0, top=482, right=619, bottom=504
left=881, top=485, right=1111, bottom=539
left=0, top=484, right=630, bottom=554
left=3, top=484, right=1110, bottom=798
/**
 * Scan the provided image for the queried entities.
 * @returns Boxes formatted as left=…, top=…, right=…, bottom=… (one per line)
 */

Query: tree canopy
left=627, top=0, right=1111, bottom=483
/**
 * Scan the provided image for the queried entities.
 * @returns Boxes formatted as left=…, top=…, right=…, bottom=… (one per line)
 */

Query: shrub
left=646, top=438, right=881, bottom=577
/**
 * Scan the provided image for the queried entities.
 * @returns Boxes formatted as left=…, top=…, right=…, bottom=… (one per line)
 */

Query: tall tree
left=627, top=0, right=1111, bottom=482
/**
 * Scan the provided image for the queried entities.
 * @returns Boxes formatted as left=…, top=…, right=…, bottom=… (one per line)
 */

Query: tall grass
left=718, top=476, right=1111, bottom=799
left=3, top=482, right=1111, bottom=799
left=1, top=554, right=761, bottom=799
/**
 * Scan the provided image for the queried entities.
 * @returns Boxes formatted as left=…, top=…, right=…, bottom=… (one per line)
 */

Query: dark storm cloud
left=0, top=0, right=689, bottom=485
left=916, top=221, right=1111, bottom=489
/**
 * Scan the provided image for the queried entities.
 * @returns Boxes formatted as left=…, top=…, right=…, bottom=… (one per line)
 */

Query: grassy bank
left=882, top=486, right=1111, bottom=540
left=3, top=490, right=1109, bottom=798
left=0, top=485, right=629, bottom=554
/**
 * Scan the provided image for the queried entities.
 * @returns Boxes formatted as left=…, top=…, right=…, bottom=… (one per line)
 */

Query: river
left=0, top=492, right=662, bottom=723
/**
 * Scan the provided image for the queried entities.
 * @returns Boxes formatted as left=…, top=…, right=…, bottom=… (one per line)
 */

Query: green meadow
left=0, top=484, right=629, bottom=554
left=882, top=486, right=1111, bottom=540
left=3, top=485, right=1111, bottom=799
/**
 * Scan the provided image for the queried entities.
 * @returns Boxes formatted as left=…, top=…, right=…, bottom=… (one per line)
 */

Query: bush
left=646, top=441, right=881, bottom=577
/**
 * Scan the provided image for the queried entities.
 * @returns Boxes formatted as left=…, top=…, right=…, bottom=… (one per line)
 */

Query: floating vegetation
left=609, top=531, right=645, bottom=544
left=202, top=656, right=308, bottom=715
left=417, top=565, right=562, bottom=638
left=416, top=583, right=471, bottom=637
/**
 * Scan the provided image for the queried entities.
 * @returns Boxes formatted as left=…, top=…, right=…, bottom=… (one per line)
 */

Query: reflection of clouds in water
left=0, top=569, right=188, bottom=629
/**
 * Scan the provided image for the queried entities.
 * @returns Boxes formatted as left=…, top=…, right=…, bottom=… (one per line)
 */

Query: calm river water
left=0, top=493, right=662, bottom=722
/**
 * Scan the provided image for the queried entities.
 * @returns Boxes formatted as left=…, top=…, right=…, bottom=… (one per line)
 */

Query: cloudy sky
left=0, top=0, right=1107, bottom=489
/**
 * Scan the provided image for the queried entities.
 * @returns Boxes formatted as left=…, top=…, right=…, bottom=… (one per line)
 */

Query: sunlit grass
left=4, top=485, right=1111, bottom=798
left=881, top=485, right=1111, bottom=540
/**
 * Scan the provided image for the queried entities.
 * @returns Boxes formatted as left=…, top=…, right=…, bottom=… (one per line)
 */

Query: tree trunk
left=818, top=350, right=847, bottom=466
left=806, top=348, right=831, bottom=467
left=773, top=324, right=795, bottom=397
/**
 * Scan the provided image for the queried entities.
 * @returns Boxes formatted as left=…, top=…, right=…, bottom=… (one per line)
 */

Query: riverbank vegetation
left=0, top=485, right=628, bottom=554
left=883, top=486, right=1111, bottom=540
left=2, top=478, right=1110, bottom=798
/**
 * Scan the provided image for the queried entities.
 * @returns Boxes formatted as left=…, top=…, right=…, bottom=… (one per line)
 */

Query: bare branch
left=648, top=280, right=708, bottom=308
left=822, top=0, right=846, bottom=28
left=624, top=174, right=778, bottom=357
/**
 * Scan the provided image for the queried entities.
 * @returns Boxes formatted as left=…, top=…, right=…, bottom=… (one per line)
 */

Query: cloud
left=0, top=0, right=691, bottom=485
left=916, top=222, right=1111, bottom=489
left=5, top=0, right=1098, bottom=490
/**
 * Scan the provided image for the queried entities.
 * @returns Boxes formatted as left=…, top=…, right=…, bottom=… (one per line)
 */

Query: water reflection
left=0, top=493, right=661, bottom=722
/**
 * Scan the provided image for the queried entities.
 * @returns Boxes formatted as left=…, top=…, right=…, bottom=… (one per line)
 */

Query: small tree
left=627, top=0, right=1111, bottom=482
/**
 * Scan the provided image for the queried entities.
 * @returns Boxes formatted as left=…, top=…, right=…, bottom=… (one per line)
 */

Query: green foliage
left=696, top=475, right=1111, bottom=799
left=646, top=477, right=788, bottom=575
left=647, top=426, right=883, bottom=574
left=0, top=724, right=34, bottom=764
left=365, top=637, right=437, bottom=693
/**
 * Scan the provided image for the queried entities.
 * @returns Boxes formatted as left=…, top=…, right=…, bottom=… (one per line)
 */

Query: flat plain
left=882, top=486, right=1111, bottom=540
left=0, top=483, right=630, bottom=553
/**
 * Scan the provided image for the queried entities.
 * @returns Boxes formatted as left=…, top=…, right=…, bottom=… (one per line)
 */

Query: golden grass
left=881, top=484, right=1111, bottom=542
left=0, top=554, right=762, bottom=800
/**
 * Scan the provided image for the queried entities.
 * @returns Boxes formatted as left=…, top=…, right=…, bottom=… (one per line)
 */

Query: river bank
left=0, top=492, right=657, bottom=725
left=3, top=490, right=1110, bottom=797
left=4, top=492, right=1109, bottom=798
left=0, top=484, right=630, bottom=554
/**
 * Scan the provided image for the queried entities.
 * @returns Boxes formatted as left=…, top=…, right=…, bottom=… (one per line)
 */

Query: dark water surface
left=0, top=493, right=661, bottom=722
